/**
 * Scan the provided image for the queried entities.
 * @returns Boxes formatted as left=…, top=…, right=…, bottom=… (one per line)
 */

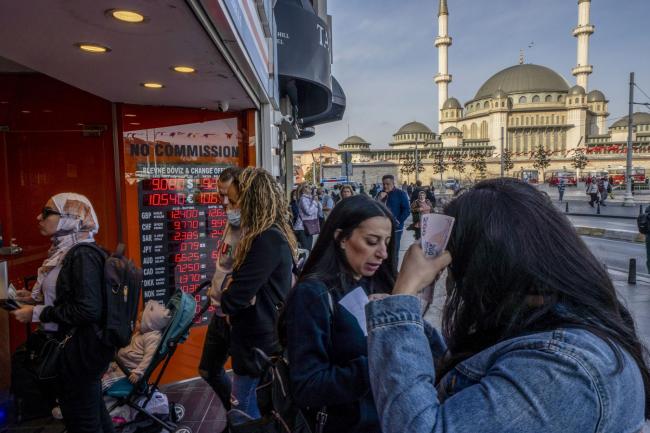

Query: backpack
left=71, top=243, right=143, bottom=348
left=638, top=211, right=650, bottom=235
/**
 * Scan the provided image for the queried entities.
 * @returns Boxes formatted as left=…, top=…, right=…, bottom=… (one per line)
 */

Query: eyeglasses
left=41, top=207, right=61, bottom=219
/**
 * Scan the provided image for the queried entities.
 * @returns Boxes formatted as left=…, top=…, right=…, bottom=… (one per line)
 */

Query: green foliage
left=571, top=148, right=589, bottom=171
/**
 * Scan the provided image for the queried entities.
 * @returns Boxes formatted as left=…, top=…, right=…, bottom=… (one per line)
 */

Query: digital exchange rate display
left=138, top=175, right=228, bottom=324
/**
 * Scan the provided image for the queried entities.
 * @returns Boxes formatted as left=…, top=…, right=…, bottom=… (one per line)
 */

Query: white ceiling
left=0, top=0, right=255, bottom=111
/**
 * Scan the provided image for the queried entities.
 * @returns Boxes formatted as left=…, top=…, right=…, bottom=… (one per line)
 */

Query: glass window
left=519, top=96, right=527, bottom=104
left=532, top=95, right=540, bottom=103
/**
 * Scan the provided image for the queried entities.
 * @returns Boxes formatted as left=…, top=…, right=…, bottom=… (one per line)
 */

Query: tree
left=470, top=152, right=487, bottom=181
left=303, top=160, right=323, bottom=184
left=571, top=148, right=589, bottom=171
left=451, top=153, right=465, bottom=181
left=532, top=145, right=552, bottom=180
left=502, top=148, right=515, bottom=174
left=431, top=151, right=448, bottom=185
left=399, top=155, right=416, bottom=183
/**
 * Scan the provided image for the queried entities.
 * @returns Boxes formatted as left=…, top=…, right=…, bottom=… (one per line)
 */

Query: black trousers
left=199, top=314, right=232, bottom=409
left=58, top=327, right=115, bottom=433
left=294, top=229, right=313, bottom=251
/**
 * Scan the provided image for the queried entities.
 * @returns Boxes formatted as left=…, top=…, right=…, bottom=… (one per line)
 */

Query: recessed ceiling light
left=109, top=9, right=145, bottom=23
left=0, top=101, right=8, bottom=104
left=129, top=122, right=141, bottom=126
left=172, top=66, right=196, bottom=73
left=142, top=82, right=164, bottom=89
left=124, top=114, right=137, bottom=117
left=21, top=110, right=31, bottom=114
left=76, top=43, right=111, bottom=53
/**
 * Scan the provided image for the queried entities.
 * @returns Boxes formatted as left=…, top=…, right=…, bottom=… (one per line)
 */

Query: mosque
left=316, top=0, right=650, bottom=186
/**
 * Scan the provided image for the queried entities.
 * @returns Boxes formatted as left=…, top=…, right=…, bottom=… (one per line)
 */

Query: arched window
left=470, top=123, right=478, bottom=139
left=558, top=95, right=564, bottom=103
left=545, top=95, right=552, bottom=103
left=480, top=121, right=488, bottom=138
left=462, top=125, right=468, bottom=137
left=532, top=95, right=540, bottom=103
left=519, top=96, right=527, bottom=104
left=484, top=101, right=490, bottom=109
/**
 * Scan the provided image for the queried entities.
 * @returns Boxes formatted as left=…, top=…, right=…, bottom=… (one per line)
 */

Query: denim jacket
left=366, top=295, right=645, bottom=433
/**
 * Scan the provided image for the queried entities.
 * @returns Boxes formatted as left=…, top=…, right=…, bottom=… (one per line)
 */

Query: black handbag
left=33, top=331, right=74, bottom=380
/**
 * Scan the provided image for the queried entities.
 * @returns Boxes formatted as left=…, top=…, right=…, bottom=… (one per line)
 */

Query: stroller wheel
left=173, top=427, right=192, bottom=433
left=171, top=403, right=185, bottom=422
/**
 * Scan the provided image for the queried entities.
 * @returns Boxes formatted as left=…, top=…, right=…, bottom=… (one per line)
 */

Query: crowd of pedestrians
left=8, top=169, right=650, bottom=433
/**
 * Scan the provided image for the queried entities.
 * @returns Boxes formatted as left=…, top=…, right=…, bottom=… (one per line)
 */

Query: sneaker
left=51, top=406, right=63, bottom=420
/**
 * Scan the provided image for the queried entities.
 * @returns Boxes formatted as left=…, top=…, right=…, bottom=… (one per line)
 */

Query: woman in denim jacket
left=366, top=178, right=650, bottom=433
left=286, top=195, right=396, bottom=433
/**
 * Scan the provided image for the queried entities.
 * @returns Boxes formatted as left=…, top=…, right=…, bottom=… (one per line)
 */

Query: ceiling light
left=129, top=122, right=141, bottom=126
left=21, top=110, right=30, bottom=114
left=43, top=109, right=53, bottom=113
left=172, top=66, right=196, bottom=73
left=109, top=9, right=145, bottom=23
left=142, top=82, right=163, bottom=89
left=0, top=101, right=8, bottom=104
left=124, top=114, right=137, bottom=117
left=76, top=43, right=110, bottom=53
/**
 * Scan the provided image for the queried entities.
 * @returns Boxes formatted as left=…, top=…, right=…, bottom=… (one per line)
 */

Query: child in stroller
left=102, top=300, right=172, bottom=390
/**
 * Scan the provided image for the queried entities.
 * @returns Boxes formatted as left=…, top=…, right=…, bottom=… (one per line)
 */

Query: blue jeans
left=232, top=374, right=260, bottom=419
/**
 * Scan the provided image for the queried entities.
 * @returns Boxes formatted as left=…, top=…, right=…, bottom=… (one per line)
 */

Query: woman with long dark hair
left=285, top=195, right=396, bottom=433
left=366, top=178, right=649, bottom=432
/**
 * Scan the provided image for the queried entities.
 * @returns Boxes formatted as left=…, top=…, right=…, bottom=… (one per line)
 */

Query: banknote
left=420, top=213, right=455, bottom=258
left=418, top=213, right=454, bottom=314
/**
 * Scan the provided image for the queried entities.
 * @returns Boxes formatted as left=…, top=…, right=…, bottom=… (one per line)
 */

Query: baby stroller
left=104, top=284, right=211, bottom=433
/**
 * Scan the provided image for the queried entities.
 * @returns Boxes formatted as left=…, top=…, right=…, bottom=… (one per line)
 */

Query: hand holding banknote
left=393, top=214, right=454, bottom=300
left=393, top=245, right=451, bottom=296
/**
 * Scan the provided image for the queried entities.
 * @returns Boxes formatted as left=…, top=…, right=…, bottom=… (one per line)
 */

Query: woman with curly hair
left=220, top=167, right=297, bottom=421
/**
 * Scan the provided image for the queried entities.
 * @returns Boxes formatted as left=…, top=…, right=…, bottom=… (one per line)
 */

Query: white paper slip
left=338, top=286, right=369, bottom=336
left=420, top=213, right=455, bottom=258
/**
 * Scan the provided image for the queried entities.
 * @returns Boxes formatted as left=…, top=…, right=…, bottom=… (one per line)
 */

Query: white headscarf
left=31, top=193, right=100, bottom=301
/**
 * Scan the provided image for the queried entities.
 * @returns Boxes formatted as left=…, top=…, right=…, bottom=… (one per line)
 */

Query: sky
left=296, top=0, right=650, bottom=151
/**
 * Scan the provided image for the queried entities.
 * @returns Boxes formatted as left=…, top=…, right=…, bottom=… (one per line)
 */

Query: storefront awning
left=0, top=1, right=256, bottom=112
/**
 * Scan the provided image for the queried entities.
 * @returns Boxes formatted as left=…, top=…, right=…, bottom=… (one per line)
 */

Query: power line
left=634, top=83, right=650, bottom=104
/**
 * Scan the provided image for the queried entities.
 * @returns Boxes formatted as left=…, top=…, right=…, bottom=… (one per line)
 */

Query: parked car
left=444, top=179, right=459, bottom=189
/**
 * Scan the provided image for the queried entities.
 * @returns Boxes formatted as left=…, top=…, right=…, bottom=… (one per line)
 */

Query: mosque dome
left=474, top=64, right=570, bottom=100
left=611, top=112, right=650, bottom=128
left=395, top=121, right=433, bottom=135
left=341, top=135, right=369, bottom=145
left=442, top=97, right=462, bottom=109
left=587, top=90, right=606, bottom=102
left=442, top=126, right=462, bottom=134
left=568, top=85, right=586, bottom=95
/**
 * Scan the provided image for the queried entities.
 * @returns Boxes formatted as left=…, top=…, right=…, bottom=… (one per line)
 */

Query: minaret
left=572, top=0, right=594, bottom=90
left=434, top=0, right=452, bottom=133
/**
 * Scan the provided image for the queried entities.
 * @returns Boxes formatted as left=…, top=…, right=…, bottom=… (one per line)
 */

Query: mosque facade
left=319, top=0, right=650, bottom=186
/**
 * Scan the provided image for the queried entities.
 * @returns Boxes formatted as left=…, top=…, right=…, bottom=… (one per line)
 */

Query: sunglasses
left=41, top=207, right=61, bottom=219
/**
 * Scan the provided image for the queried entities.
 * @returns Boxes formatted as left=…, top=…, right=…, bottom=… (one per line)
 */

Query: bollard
left=565, top=202, right=569, bottom=213
left=596, top=202, right=601, bottom=215
left=628, top=258, right=637, bottom=285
